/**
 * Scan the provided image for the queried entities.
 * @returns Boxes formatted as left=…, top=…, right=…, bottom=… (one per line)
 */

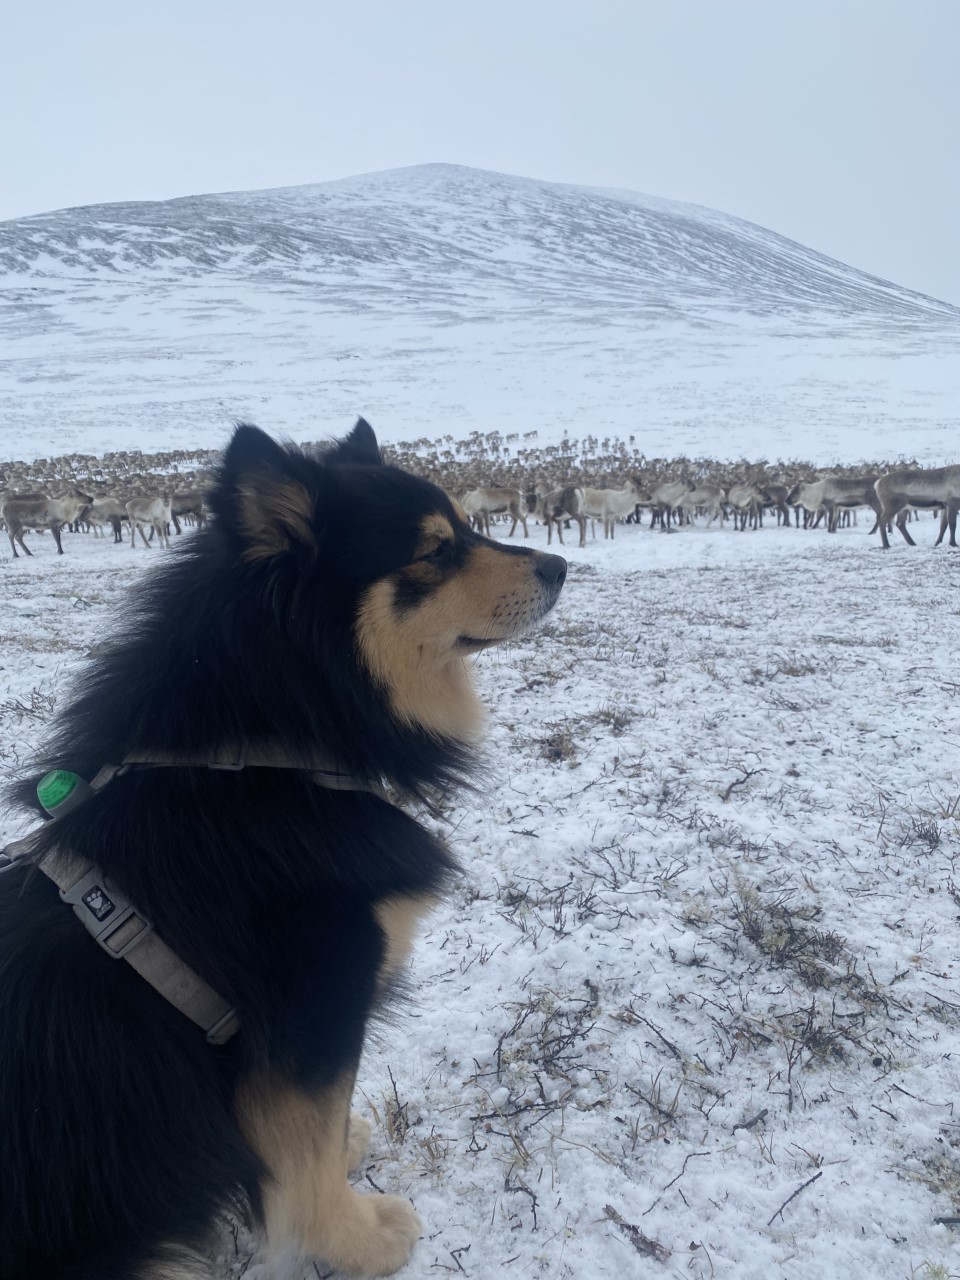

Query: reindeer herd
left=0, top=443, right=209, bottom=559
left=460, top=467, right=960, bottom=551
left=1, top=489, right=206, bottom=559
left=0, top=432, right=958, bottom=560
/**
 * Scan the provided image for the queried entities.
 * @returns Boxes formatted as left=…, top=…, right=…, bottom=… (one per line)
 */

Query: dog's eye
left=420, top=539, right=452, bottom=563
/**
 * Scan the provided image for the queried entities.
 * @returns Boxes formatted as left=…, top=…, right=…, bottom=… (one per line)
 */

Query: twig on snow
left=603, top=1205, right=671, bottom=1260
left=766, top=1170, right=823, bottom=1226
left=663, top=1150, right=712, bottom=1191
left=721, top=768, right=762, bottom=802
left=504, top=1169, right=538, bottom=1229
left=732, top=1107, right=768, bottom=1134
left=637, top=1015, right=683, bottom=1061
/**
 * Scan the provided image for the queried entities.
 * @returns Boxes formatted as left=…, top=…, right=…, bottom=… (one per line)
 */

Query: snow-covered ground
left=3, top=515, right=959, bottom=1280
left=3, top=164, right=960, bottom=466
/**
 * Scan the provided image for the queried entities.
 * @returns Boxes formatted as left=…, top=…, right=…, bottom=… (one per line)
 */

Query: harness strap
left=37, top=846, right=239, bottom=1045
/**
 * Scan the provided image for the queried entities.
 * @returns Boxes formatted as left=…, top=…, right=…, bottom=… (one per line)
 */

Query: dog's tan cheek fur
left=355, top=579, right=484, bottom=742
left=355, top=545, right=544, bottom=739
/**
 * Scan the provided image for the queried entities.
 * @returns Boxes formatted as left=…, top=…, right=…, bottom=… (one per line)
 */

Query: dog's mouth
left=456, top=635, right=500, bottom=652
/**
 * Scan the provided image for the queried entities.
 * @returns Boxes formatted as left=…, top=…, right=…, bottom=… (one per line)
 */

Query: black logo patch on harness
left=81, top=885, right=116, bottom=922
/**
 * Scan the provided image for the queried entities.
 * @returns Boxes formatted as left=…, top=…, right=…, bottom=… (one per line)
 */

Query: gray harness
left=2, top=749, right=385, bottom=1045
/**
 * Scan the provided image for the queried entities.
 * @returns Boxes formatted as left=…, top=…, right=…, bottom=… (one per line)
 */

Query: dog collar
left=119, top=745, right=387, bottom=797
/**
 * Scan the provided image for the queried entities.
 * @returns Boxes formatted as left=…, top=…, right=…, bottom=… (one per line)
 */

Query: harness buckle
left=59, top=869, right=154, bottom=958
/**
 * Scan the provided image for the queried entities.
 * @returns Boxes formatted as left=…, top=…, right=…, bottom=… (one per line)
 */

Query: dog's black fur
left=0, top=421, right=565, bottom=1279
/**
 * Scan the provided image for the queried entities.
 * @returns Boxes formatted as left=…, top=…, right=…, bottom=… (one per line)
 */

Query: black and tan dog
left=0, top=420, right=566, bottom=1279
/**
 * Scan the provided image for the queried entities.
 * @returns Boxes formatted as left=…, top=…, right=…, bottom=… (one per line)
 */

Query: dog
left=0, top=419, right=566, bottom=1280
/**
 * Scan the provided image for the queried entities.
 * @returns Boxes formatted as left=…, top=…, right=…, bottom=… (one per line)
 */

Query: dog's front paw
left=347, top=1111, right=373, bottom=1172
left=339, top=1194, right=421, bottom=1277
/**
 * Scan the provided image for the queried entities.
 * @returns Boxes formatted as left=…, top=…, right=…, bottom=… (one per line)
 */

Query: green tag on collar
left=37, top=770, right=84, bottom=815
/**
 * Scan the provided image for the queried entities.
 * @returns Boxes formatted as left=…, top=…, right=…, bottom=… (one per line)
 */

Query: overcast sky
left=3, top=0, right=959, bottom=302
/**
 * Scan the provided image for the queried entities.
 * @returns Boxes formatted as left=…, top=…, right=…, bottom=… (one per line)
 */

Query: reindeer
left=170, top=489, right=207, bottom=535
left=83, top=495, right=130, bottom=543
left=874, top=465, right=960, bottom=548
left=649, top=480, right=690, bottom=530
left=787, top=480, right=824, bottom=528
left=820, top=475, right=883, bottom=532
left=582, top=482, right=641, bottom=539
left=539, top=486, right=587, bottom=548
left=758, top=483, right=792, bottom=526
left=1, top=487, right=93, bottom=557
left=727, top=483, right=763, bottom=531
left=789, top=476, right=883, bottom=533
left=678, top=484, right=726, bottom=528
left=126, top=495, right=173, bottom=549
left=461, top=487, right=528, bottom=538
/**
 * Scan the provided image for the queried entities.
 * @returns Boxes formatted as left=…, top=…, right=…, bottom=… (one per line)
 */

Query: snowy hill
left=2, top=163, right=958, bottom=462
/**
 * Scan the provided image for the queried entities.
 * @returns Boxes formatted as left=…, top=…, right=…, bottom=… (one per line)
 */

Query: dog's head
left=210, top=420, right=566, bottom=749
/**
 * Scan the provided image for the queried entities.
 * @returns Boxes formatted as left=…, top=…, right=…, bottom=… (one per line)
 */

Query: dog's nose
left=535, top=554, right=567, bottom=587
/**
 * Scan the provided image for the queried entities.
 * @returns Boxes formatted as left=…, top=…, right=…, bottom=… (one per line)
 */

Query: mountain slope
left=2, top=164, right=958, bottom=462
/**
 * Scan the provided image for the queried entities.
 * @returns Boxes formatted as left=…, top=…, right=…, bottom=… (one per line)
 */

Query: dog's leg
left=239, top=1072, right=420, bottom=1278
left=347, top=1111, right=373, bottom=1171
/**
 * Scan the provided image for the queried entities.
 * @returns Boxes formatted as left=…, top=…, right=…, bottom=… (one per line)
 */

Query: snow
left=2, top=163, right=959, bottom=465
left=2, top=516, right=959, bottom=1279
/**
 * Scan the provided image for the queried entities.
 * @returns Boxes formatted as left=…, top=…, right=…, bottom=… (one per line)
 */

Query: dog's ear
left=330, top=417, right=382, bottom=467
left=219, top=423, right=318, bottom=561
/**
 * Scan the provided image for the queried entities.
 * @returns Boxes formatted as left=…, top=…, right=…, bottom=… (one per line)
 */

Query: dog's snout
left=535, top=554, right=567, bottom=587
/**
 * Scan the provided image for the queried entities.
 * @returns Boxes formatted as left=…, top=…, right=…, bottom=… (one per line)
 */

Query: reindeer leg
left=896, top=510, right=916, bottom=546
left=935, top=501, right=959, bottom=548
